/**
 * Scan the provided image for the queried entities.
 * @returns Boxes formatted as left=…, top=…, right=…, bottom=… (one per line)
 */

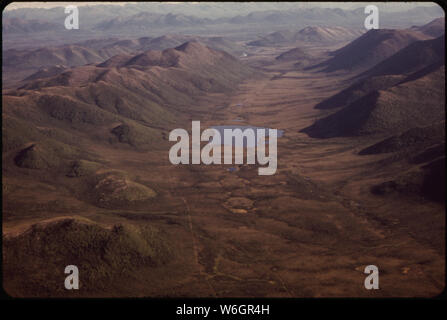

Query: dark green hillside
left=3, top=219, right=174, bottom=297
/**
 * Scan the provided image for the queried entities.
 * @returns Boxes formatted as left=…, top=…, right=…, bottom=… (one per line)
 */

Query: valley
left=2, top=5, right=445, bottom=298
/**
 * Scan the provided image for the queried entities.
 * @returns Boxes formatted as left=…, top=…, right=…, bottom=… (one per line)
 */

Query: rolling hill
left=3, top=218, right=174, bottom=297
left=370, top=155, right=445, bottom=202
left=247, top=30, right=296, bottom=46
left=3, top=35, right=246, bottom=86
left=295, top=26, right=364, bottom=43
left=2, top=41, right=255, bottom=224
left=276, top=47, right=310, bottom=62
left=3, top=41, right=254, bottom=162
left=23, top=65, right=68, bottom=81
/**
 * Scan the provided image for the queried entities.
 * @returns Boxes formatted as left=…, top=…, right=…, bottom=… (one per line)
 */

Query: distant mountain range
left=276, top=47, right=311, bottom=61
left=2, top=35, right=247, bottom=86
left=3, top=5, right=443, bottom=36
left=249, top=26, right=364, bottom=46
left=2, top=17, right=60, bottom=33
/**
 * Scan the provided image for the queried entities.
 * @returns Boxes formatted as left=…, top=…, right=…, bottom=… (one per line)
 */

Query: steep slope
left=2, top=41, right=255, bottom=221
left=3, top=35, right=245, bottom=86
left=23, top=65, right=68, bottom=81
left=200, top=37, right=246, bottom=56
left=3, top=41, right=254, bottom=160
left=410, top=17, right=445, bottom=37
left=138, top=34, right=191, bottom=51
left=248, top=30, right=296, bottom=46
left=317, top=29, right=429, bottom=72
left=276, top=47, right=310, bottom=62
left=359, top=118, right=445, bottom=203
left=301, top=66, right=445, bottom=138
left=114, top=35, right=245, bottom=56
left=314, top=35, right=445, bottom=110
left=314, top=74, right=406, bottom=110
left=360, top=35, right=445, bottom=78
left=359, top=122, right=445, bottom=155
left=248, top=26, right=363, bottom=46
left=294, top=26, right=364, bottom=43
left=371, top=156, right=445, bottom=202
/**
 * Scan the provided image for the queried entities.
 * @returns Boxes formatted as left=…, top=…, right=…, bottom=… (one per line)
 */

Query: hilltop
left=360, top=35, right=445, bottom=78
left=3, top=41, right=254, bottom=177
left=314, top=34, right=445, bottom=110
left=301, top=66, right=445, bottom=138
left=410, top=17, right=445, bottom=37
left=316, top=29, right=429, bottom=72
left=248, top=26, right=363, bottom=46
left=3, top=35, right=246, bottom=86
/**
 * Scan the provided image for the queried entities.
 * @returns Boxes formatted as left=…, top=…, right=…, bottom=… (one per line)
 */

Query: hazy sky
left=4, top=1, right=439, bottom=11
left=5, top=2, right=135, bottom=10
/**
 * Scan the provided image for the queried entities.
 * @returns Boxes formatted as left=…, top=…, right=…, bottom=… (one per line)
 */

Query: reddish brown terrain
left=2, top=10, right=445, bottom=298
